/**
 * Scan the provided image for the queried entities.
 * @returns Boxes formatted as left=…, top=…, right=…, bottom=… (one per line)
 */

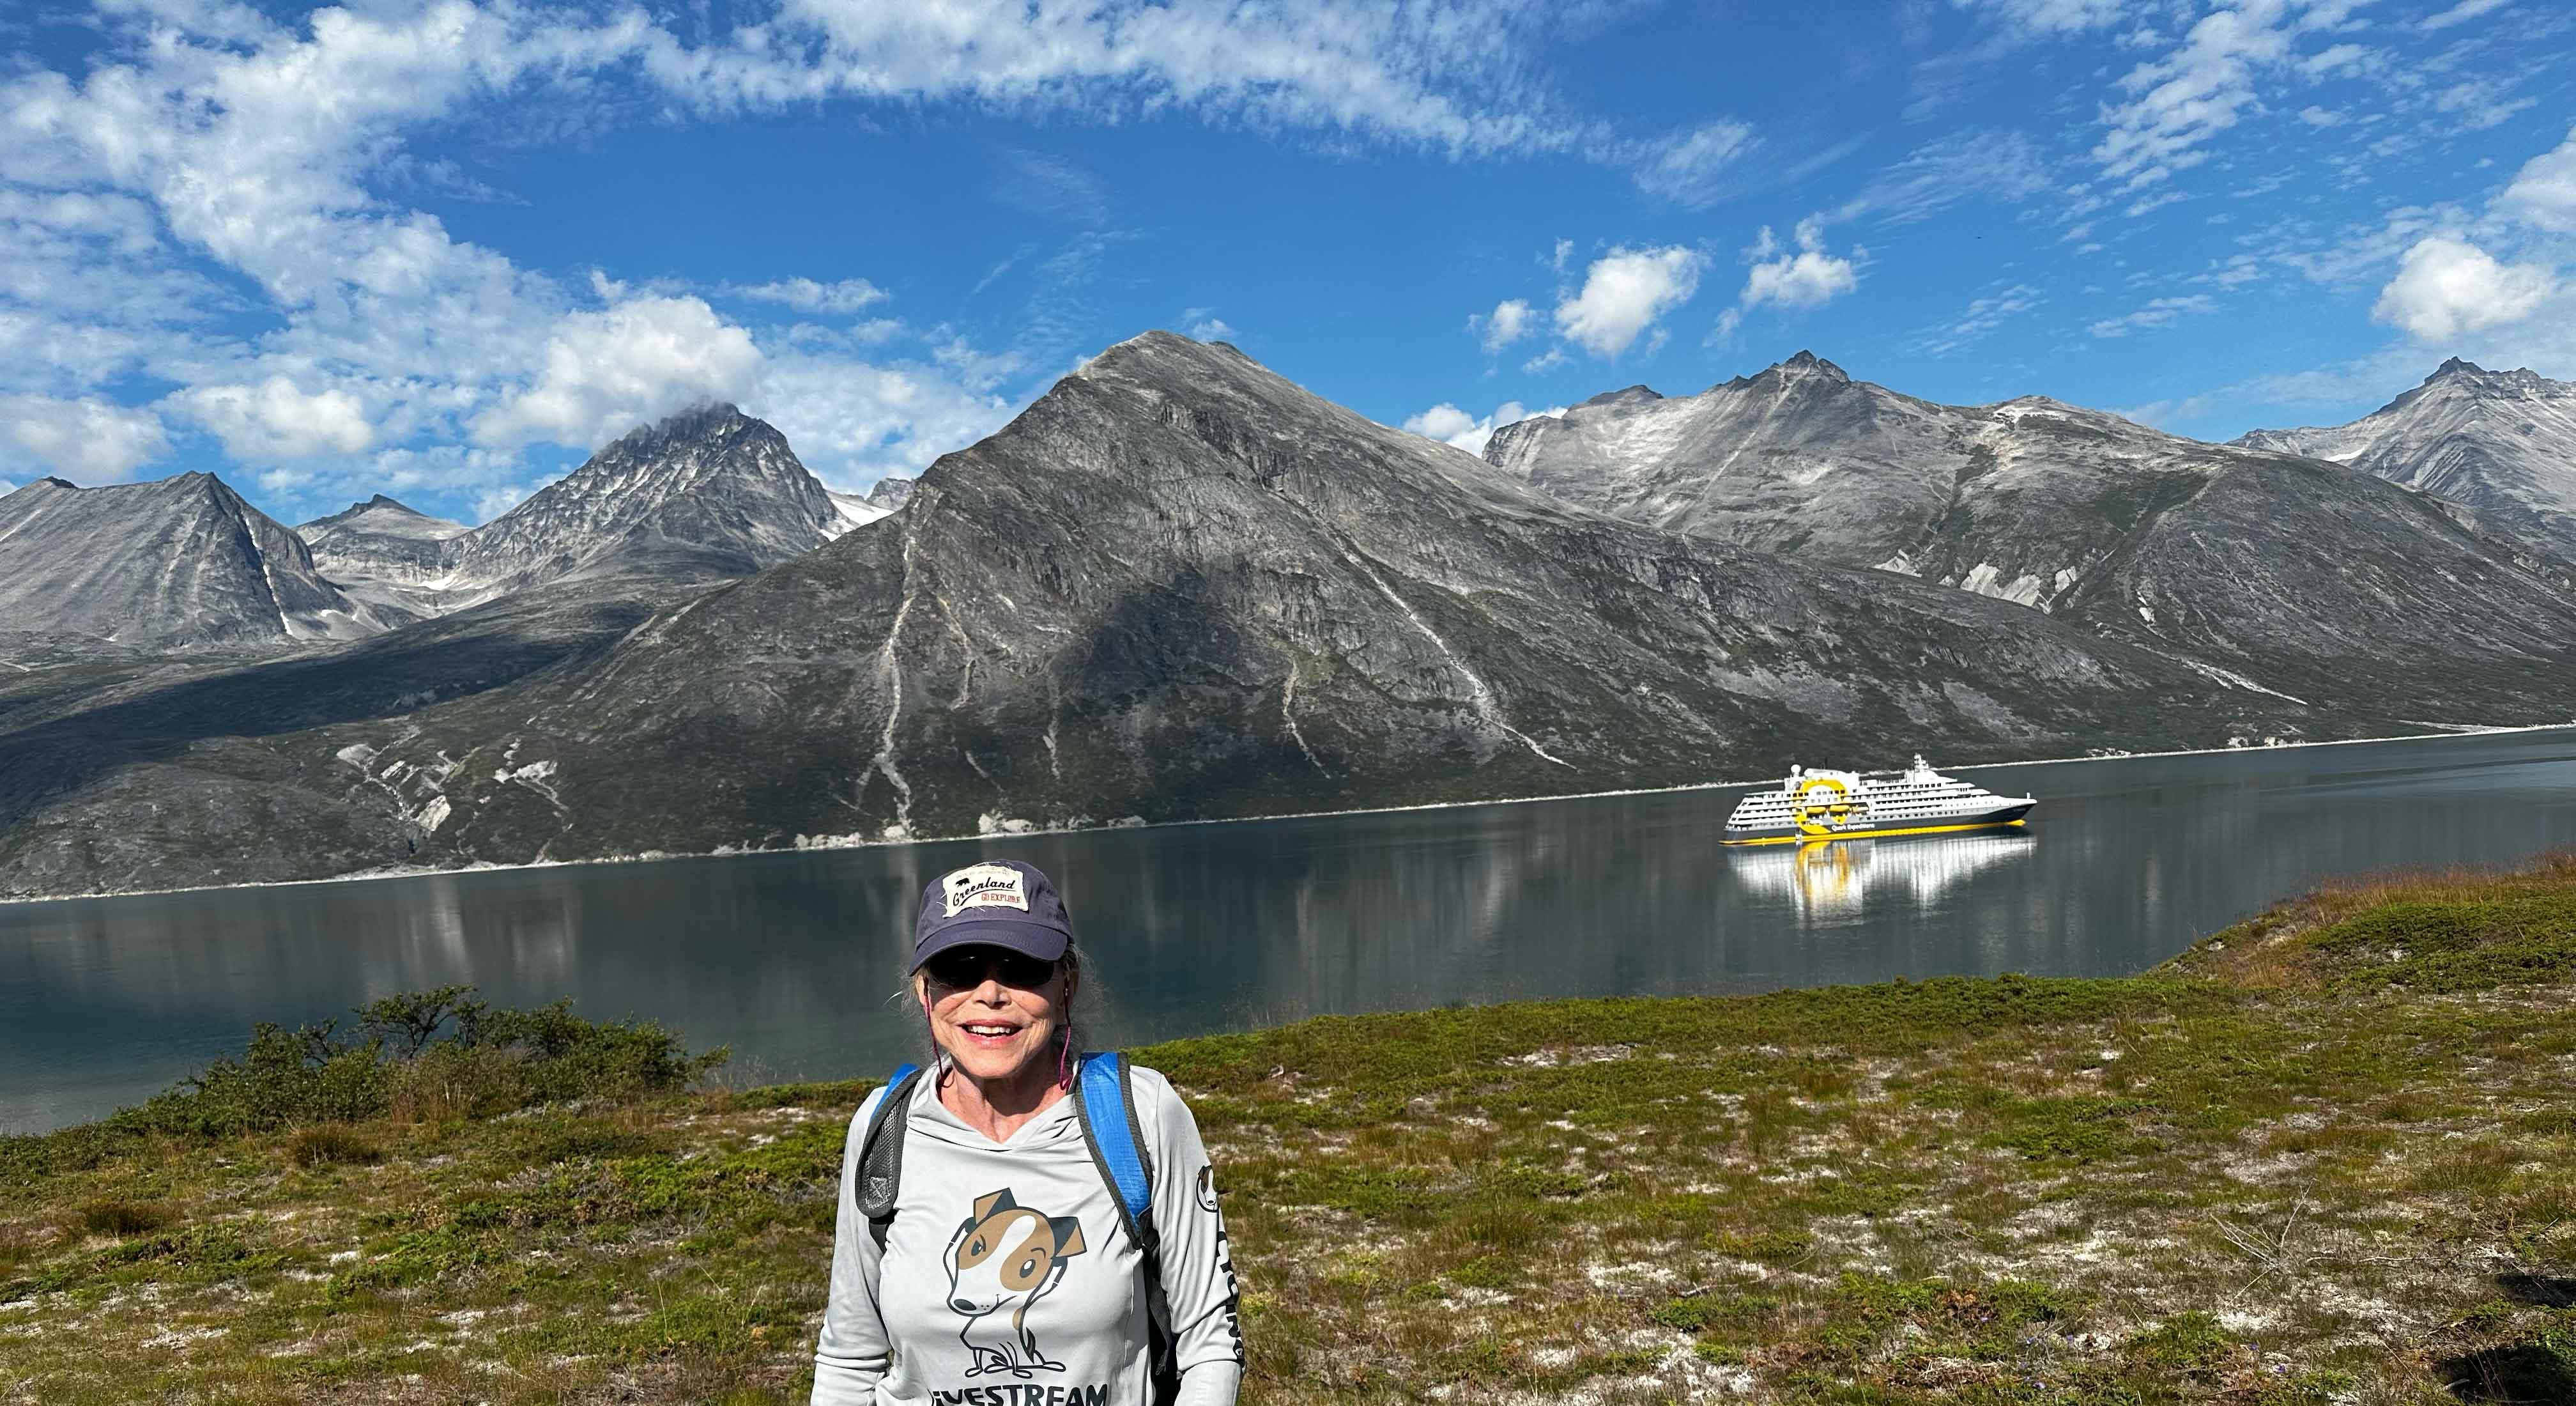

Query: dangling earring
left=1057, top=1023, right=1074, bottom=1090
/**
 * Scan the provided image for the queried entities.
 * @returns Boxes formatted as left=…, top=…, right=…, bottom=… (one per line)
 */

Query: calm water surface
left=6, top=729, right=2573, bottom=1133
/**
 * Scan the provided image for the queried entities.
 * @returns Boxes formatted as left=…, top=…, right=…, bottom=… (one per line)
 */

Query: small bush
left=63, top=990, right=730, bottom=1148
left=288, top=1125, right=382, bottom=1168
left=77, top=1200, right=172, bottom=1237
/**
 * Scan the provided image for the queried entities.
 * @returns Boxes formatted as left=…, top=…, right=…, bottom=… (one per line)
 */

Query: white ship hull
left=1722, top=756, right=2035, bottom=847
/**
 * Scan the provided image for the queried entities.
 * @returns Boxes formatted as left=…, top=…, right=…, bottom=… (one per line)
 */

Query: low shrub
left=76, top=1200, right=171, bottom=1237
left=288, top=1125, right=383, bottom=1168
left=1, top=989, right=728, bottom=1186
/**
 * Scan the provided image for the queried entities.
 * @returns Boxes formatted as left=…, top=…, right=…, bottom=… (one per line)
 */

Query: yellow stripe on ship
left=1721, top=818, right=2029, bottom=847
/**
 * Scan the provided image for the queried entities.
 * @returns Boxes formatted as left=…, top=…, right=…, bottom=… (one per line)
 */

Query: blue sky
left=2, top=0, right=2572, bottom=527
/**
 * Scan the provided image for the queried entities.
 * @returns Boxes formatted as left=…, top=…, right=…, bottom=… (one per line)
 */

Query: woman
left=813, top=859, right=1244, bottom=1406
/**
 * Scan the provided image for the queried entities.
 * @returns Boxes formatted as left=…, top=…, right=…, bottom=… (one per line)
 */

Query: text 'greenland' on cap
left=912, top=859, right=1073, bottom=970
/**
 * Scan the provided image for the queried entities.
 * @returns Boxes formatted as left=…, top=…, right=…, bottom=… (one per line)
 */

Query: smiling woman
left=813, top=859, right=1244, bottom=1406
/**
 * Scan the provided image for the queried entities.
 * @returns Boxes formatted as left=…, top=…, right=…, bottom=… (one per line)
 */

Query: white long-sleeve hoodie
left=811, top=1063, right=1245, bottom=1406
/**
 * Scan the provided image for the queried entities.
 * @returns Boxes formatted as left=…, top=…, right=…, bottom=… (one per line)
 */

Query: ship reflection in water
left=1728, top=831, right=2039, bottom=921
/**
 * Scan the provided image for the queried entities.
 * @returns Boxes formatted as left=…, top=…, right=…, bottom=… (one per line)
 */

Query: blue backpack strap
left=1071, top=1051, right=1157, bottom=1257
left=857, top=1063, right=924, bottom=1249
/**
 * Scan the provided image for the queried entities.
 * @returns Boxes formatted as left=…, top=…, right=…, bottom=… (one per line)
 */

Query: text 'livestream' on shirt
left=811, top=1063, right=1245, bottom=1406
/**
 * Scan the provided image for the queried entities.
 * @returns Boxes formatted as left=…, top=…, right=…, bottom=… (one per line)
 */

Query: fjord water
left=5, top=729, right=2573, bottom=1134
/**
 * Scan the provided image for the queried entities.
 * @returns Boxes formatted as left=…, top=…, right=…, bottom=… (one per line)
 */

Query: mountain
left=10, top=333, right=2574, bottom=898
left=2232, top=359, right=2576, bottom=541
left=1485, top=352, right=2576, bottom=718
left=0, top=474, right=396, bottom=653
left=431, top=403, right=841, bottom=605
left=296, top=495, right=468, bottom=582
left=1, top=330, right=2400, bottom=896
left=866, top=474, right=916, bottom=510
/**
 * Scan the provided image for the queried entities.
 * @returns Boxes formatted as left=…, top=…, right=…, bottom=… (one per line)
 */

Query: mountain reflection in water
left=4, top=729, right=2575, bottom=1133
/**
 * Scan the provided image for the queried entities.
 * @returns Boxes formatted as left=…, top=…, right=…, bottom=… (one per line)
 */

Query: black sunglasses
left=922, top=946, right=1059, bottom=991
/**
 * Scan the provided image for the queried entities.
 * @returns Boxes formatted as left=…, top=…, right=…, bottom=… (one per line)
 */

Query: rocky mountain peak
left=1722, top=350, right=1854, bottom=392
left=430, top=400, right=835, bottom=603
left=1578, top=385, right=1662, bottom=409
left=0, top=468, right=390, bottom=648
left=2433, top=357, right=2485, bottom=380
left=36, top=476, right=79, bottom=491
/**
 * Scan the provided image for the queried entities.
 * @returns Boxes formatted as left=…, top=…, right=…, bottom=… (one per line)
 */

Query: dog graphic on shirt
left=945, top=1187, right=1088, bottom=1378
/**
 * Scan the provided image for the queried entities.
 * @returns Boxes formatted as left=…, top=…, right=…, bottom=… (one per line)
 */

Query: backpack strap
left=1070, top=1051, right=1157, bottom=1258
left=856, top=1063, right=924, bottom=1251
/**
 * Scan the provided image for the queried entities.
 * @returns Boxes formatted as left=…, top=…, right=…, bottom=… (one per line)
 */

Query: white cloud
left=1471, top=298, right=1536, bottom=354
left=1522, top=347, right=1568, bottom=374
left=1553, top=246, right=1706, bottom=358
left=1551, top=239, right=1574, bottom=273
left=473, top=295, right=762, bottom=451
left=730, top=278, right=889, bottom=314
left=2087, top=295, right=2217, bottom=338
left=1400, top=399, right=1564, bottom=456
left=1631, top=120, right=1761, bottom=208
left=2090, top=0, right=2363, bottom=191
left=2501, top=127, right=2576, bottom=234
left=1740, top=221, right=1861, bottom=311
left=746, top=351, right=1016, bottom=490
left=636, top=0, right=1598, bottom=160
left=0, top=394, right=171, bottom=484
left=2370, top=235, right=2557, bottom=340
left=2417, top=0, right=2511, bottom=31
left=0, top=0, right=1611, bottom=513
left=1181, top=308, right=1238, bottom=342
left=1955, top=0, right=2131, bottom=37
left=173, top=378, right=375, bottom=461
left=1911, top=283, right=2043, bottom=356
left=1825, top=130, right=2053, bottom=226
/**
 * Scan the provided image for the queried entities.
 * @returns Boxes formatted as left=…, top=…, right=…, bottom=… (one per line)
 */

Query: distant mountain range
left=0, top=337, right=2568, bottom=897
left=1483, top=352, right=2576, bottom=716
left=2234, top=357, right=2576, bottom=543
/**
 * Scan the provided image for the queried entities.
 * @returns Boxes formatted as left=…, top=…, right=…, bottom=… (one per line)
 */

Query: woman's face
left=917, top=947, right=1071, bottom=1085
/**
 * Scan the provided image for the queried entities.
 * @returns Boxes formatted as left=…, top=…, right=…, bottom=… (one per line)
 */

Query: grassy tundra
left=3, top=853, right=2573, bottom=1405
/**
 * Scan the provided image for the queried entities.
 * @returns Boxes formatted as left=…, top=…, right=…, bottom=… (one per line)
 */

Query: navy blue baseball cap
left=912, top=860, right=1073, bottom=970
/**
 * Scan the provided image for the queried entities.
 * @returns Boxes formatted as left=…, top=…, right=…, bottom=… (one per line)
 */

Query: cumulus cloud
left=474, top=295, right=762, bottom=450
left=730, top=278, right=889, bottom=314
left=172, top=378, right=375, bottom=462
left=2370, top=236, right=2557, bottom=340
left=0, top=394, right=171, bottom=483
left=1739, top=220, right=1862, bottom=313
left=2087, top=295, right=2216, bottom=338
left=2501, top=127, right=2576, bottom=234
left=1181, top=307, right=1238, bottom=341
left=1554, top=247, right=1706, bottom=358
left=1400, top=400, right=1565, bottom=456
left=746, top=351, right=1016, bottom=490
left=0, top=0, right=1616, bottom=513
left=1471, top=298, right=1537, bottom=354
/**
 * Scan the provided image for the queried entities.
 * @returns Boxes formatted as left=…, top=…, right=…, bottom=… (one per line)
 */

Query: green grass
left=4, top=852, right=2576, bottom=1403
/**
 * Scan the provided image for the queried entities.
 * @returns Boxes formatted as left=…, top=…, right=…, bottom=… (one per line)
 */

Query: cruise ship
left=1721, top=755, right=2034, bottom=846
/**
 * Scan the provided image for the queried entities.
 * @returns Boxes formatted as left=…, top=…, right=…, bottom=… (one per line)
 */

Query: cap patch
left=942, top=863, right=1030, bottom=917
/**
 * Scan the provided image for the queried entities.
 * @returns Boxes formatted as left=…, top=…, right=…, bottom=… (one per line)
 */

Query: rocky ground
left=3, top=853, right=2572, bottom=1404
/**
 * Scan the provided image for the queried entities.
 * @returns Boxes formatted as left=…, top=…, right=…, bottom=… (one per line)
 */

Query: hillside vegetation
left=3, top=854, right=2573, bottom=1404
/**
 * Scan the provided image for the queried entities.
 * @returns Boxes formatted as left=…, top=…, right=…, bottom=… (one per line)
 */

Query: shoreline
left=6, top=856, right=2573, bottom=1403
left=6, top=720, right=2570, bottom=909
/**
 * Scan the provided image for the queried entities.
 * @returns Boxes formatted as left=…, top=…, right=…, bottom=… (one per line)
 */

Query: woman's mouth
left=960, top=1022, right=1022, bottom=1046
